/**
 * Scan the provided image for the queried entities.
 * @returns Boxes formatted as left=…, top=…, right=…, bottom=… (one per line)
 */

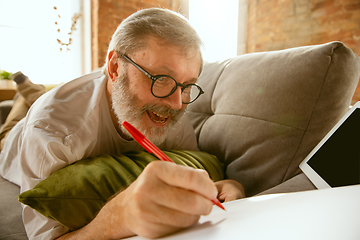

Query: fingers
left=147, top=161, right=218, bottom=201
left=148, top=177, right=214, bottom=215
left=130, top=209, right=200, bottom=239
left=134, top=161, right=215, bottom=215
left=215, top=179, right=246, bottom=202
left=119, top=186, right=202, bottom=239
left=135, top=201, right=201, bottom=229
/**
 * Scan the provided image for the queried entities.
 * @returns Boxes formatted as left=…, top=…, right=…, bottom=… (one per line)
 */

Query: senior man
left=0, top=8, right=244, bottom=240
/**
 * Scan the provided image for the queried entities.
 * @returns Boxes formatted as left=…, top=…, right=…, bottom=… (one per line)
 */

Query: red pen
left=122, top=121, right=225, bottom=211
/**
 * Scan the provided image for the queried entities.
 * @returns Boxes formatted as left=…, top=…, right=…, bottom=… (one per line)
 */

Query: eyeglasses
left=120, top=53, right=204, bottom=104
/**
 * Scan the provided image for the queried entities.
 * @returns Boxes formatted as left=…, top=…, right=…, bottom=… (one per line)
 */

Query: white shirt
left=0, top=70, right=198, bottom=240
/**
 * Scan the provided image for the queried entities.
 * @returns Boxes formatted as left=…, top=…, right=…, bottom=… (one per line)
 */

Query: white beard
left=111, top=68, right=185, bottom=145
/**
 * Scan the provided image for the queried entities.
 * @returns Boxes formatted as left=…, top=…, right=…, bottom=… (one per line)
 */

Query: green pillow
left=19, top=150, right=224, bottom=230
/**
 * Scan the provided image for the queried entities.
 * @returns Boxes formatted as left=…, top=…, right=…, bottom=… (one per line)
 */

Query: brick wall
left=91, top=0, right=359, bottom=103
left=91, top=0, right=180, bottom=70
left=247, top=0, right=360, bottom=104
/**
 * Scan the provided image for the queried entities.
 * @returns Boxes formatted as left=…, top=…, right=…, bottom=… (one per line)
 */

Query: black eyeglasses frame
left=120, top=53, right=204, bottom=104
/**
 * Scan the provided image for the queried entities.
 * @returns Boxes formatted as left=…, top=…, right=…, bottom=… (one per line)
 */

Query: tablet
left=299, top=101, right=360, bottom=189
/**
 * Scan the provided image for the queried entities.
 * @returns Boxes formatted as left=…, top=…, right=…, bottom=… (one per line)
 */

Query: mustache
left=141, top=104, right=183, bottom=118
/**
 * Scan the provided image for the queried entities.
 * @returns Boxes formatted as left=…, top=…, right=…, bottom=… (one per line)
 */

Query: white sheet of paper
left=125, top=185, right=360, bottom=240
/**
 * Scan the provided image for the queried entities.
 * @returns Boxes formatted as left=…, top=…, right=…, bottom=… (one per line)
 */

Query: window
left=0, top=0, right=91, bottom=85
left=189, top=0, right=243, bottom=62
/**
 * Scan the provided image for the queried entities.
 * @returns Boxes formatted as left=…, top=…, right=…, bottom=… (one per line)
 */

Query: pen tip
left=212, top=199, right=226, bottom=211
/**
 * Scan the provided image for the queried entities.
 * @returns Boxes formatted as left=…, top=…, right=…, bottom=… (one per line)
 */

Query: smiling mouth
left=147, top=110, right=169, bottom=124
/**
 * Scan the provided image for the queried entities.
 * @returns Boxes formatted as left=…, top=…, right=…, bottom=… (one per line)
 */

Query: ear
left=107, top=50, right=120, bottom=81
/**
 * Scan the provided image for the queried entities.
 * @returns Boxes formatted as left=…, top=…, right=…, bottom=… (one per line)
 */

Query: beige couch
left=1, top=41, right=359, bottom=239
left=187, top=41, right=360, bottom=197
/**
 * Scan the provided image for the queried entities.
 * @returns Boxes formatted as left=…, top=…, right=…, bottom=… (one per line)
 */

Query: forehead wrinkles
left=129, top=44, right=201, bottom=81
left=129, top=35, right=200, bottom=62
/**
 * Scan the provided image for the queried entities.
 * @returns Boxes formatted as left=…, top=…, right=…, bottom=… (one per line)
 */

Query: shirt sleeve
left=19, top=123, right=79, bottom=239
left=15, top=72, right=105, bottom=239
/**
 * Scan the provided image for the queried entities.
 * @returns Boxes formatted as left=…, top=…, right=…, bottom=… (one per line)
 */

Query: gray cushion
left=187, top=41, right=360, bottom=196
left=0, top=176, right=27, bottom=240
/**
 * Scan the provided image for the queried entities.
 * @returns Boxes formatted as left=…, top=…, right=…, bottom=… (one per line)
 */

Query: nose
left=163, top=87, right=183, bottom=110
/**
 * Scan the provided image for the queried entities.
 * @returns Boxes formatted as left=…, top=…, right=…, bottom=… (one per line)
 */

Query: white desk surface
left=126, top=184, right=360, bottom=240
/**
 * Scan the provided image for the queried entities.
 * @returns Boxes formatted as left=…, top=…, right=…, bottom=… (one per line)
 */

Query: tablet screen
left=305, top=108, right=360, bottom=188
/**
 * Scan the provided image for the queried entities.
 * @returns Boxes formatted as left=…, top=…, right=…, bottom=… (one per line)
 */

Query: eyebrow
left=151, top=65, right=198, bottom=84
left=184, top=77, right=198, bottom=85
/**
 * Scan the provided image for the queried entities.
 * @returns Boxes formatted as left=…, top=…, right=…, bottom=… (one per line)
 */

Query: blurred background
left=0, top=0, right=359, bottom=102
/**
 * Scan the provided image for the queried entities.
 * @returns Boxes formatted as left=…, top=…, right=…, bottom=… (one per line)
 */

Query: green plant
left=0, top=70, right=12, bottom=80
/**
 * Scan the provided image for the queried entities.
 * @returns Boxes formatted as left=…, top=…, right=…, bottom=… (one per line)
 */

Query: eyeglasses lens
left=152, top=77, right=201, bottom=103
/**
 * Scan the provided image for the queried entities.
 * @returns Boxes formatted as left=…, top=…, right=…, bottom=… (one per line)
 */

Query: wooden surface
left=0, top=89, right=16, bottom=101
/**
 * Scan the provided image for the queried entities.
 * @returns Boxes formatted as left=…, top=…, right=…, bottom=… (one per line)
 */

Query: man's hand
left=215, top=179, right=246, bottom=202
left=58, top=161, right=218, bottom=240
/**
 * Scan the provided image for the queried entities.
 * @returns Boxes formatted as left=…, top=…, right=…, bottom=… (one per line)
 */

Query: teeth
left=153, top=111, right=168, bottom=118
left=149, top=111, right=168, bottom=124
left=152, top=118, right=166, bottom=123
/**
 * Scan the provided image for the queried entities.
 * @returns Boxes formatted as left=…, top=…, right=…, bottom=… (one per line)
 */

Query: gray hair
left=102, top=8, right=203, bottom=75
